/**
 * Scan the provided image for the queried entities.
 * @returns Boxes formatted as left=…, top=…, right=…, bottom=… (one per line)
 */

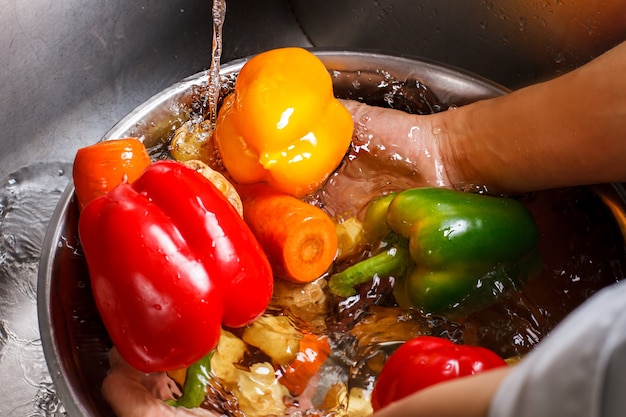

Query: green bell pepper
left=389, top=187, right=541, bottom=317
left=362, top=192, right=397, bottom=243
left=328, top=187, right=541, bottom=319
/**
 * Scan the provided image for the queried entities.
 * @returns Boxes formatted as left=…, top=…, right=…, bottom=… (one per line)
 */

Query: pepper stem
left=328, top=238, right=411, bottom=297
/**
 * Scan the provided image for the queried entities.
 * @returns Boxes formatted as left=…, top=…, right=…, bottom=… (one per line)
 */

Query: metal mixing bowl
left=37, top=50, right=626, bottom=417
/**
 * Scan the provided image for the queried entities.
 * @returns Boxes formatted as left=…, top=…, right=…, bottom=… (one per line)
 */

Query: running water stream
left=207, top=0, right=226, bottom=124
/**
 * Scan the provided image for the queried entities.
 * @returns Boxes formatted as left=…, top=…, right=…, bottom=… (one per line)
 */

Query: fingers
left=339, top=99, right=452, bottom=188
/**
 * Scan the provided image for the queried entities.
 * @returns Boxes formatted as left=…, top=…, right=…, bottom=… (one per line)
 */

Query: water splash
left=0, top=162, right=71, bottom=416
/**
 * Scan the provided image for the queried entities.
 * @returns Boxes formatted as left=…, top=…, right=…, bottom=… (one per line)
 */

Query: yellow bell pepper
left=214, top=47, right=354, bottom=197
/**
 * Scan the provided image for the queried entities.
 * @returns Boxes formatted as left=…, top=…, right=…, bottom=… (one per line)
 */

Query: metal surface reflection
left=289, top=0, right=626, bottom=88
left=0, top=163, right=71, bottom=416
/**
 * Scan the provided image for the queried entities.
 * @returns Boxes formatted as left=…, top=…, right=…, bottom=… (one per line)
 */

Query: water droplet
left=554, top=53, right=565, bottom=64
left=518, top=17, right=527, bottom=31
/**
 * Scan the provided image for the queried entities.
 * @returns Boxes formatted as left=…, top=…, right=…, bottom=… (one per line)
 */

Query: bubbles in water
left=0, top=162, right=71, bottom=416
left=35, top=380, right=67, bottom=416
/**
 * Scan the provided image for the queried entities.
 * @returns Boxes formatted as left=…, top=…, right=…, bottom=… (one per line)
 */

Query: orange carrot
left=278, top=333, right=330, bottom=396
left=72, top=138, right=151, bottom=211
left=237, top=183, right=338, bottom=283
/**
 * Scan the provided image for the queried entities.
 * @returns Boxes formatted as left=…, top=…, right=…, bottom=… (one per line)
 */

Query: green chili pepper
left=170, top=351, right=214, bottom=409
left=387, top=187, right=541, bottom=318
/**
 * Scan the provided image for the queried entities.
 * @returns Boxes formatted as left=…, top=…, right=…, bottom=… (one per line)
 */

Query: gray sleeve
left=489, top=280, right=626, bottom=417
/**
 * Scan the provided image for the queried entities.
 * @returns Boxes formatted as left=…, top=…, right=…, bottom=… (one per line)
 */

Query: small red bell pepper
left=78, top=160, right=273, bottom=373
left=371, top=336, right=507, bottom=411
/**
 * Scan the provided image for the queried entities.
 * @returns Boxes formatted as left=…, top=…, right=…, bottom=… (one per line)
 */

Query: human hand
left=319, top=100, right=461, bottom=217
left=340, top=99, right=454, bottom=189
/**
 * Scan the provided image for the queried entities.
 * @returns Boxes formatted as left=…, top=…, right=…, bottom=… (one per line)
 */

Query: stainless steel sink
left=0, top=0, right=310, bottom=179
left=1, top=0, right=625, bottom=415
left=3, top=0, right=625, bottom=179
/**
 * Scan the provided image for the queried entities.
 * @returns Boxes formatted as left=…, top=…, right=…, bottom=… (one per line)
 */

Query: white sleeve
left=489, top=280, right=626, bottom=417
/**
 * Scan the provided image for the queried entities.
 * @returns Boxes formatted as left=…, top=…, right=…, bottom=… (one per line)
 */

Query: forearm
left=441, top=41, right=626, bottom=193
left=372, top=367, right=512, bottom=417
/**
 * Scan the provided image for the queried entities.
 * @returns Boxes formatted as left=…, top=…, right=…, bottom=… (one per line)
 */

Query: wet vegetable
left=238, top=182, right=338, bottom=283
left=361, top=192, right=397, bottom=243
left=214, top=47, right=354, bottom=197
left=335, top=217, right=366, bottom=261
left=371, top=336, right=507, bottom=411
left=388, top=187, right=541, bottom=317
left=329, top=238, right=410, bottom=297
left=331, top=188, right=541, bottom=318
left=211, top=330, right=289, bottom=417
left=242, top=314, right=302, bottom=365
left=72, top=137, right=151, bottom=211
left=278, top=333, right=331, bottom=396
left=170, top=352, right=214, bottom=409
left=78, top=160, right=273, bottom=372
left=182, top=159, right=243, bottom=217
left=169, top=119, right=215, bottom=163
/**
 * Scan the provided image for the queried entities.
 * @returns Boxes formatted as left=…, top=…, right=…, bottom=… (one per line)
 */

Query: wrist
left=428, top=108, right=477, bottom=191
left=433, top=99, right=521, bottom=195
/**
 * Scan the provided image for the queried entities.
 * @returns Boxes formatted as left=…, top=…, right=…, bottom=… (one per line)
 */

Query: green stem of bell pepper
left=168, top=351, right=214, bottom=409
left=328, top=238, right=411, bottom=297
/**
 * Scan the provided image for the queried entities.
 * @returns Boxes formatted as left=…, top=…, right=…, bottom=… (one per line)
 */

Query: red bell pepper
left=371, top=336, right=507, bottom=410
left=78, top=160, right=273, bottom=373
